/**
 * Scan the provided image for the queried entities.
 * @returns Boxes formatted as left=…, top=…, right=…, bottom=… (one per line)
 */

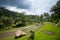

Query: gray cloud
left=0, top=0, right=30, bottom=9
left=0, top=0, right=58, bottom=15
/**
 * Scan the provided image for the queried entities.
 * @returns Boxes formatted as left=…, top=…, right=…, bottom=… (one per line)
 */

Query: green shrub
left=57, top=20, right=60, bottom=27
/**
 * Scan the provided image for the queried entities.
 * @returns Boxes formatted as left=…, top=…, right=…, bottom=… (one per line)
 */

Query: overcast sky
left=0, top=0, right=58, bottom=15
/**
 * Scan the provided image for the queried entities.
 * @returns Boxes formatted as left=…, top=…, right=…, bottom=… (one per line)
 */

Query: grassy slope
left=0, top=22, right=60, bottom=40
left=0, top=35, right=29, bottom=40
left=0, top=23, right=43, bottom=40
left=35, top=22, right=60, bottom=40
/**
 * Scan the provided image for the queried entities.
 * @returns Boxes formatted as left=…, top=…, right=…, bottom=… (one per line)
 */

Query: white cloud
left=5, top=0, right=58, bottom=15
left=5, top=6, right=37, bottom=15
left=5, top=6, right=25, bottom=13
left=27, top=0, right=57, bottom=15
left=24, top=0, right=51, bottom=15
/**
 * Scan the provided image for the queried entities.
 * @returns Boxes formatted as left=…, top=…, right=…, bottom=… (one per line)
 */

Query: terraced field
left=0, top=22, right=60, bottom=40
left=0, top=23, right=44, bottom=40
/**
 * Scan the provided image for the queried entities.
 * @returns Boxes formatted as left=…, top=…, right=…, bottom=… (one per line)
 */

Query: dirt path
left=0, top=23, right=44, bottom=38
left=0, top=32, right=14, bottom=38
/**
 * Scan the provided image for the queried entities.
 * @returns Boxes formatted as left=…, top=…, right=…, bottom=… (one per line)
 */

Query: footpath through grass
left=0, top=23, right=39, bottom=34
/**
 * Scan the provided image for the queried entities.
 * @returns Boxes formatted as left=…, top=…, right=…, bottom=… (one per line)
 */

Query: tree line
left=0, top=7, right=42, bottom=30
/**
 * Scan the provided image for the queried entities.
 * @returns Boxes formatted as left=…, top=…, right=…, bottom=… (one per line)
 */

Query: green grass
left=0, top=22, right=60, bottom=40
left=0, top=35, right=30, bottom=40
left=34, top=22, right=60, bottom=40
left=0, top=24, right=36, bottom=34
left=0, top=27, right=21, bottom=34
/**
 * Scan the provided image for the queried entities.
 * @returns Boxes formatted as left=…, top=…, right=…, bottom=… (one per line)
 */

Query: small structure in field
left=15, top=30, right=27, bottom=38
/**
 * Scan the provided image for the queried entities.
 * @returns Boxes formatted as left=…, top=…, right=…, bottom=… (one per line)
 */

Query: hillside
left=0, top=22, right=60, bottom=40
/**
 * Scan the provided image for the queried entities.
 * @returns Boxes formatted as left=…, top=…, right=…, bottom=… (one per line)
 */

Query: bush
left=57, top=20, right=60, bottom=27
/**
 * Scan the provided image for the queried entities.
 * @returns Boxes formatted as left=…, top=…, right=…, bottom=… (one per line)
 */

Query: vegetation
left=0, top=0, right=60, bottom=30
left=50, top=0, right=60, bottom=23
left=0, top=7, right=41, bottom=30
left=0, top=0, right=60, bottom=40
left=35, top=22, right=60, bottom=40
left=0, top=22, right=60, bottom=40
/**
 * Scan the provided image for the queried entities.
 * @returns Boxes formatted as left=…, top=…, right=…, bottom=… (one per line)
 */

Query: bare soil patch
left=41, top=30, right=55, bottom=35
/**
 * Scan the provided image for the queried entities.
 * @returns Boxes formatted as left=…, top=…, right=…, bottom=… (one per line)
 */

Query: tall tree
left=50, top=0, right=60, bottom=23
left=40, top=14, right=43, bottom=21
left=43, top=12, right=50, bottom=22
